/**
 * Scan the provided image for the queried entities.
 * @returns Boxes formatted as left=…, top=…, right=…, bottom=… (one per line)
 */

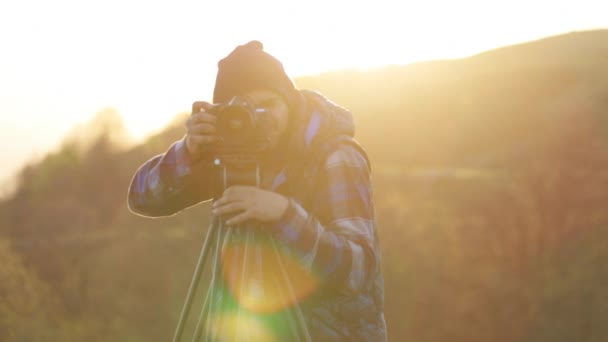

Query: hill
left=295, top=29, right=608, bottom=168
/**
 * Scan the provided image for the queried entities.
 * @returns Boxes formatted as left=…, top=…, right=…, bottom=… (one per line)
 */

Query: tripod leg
left=172, top=217, right=219, bottom=342
left=270, top=238, right=312, bottom=342
left=191, top=219, right=228, bottom=341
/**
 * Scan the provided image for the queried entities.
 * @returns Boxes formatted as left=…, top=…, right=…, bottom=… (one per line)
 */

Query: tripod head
left=211, top=155, right=262, bottom=200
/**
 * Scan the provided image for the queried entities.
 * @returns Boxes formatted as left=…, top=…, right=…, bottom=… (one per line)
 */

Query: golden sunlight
left=1, top=0, right=607, bottom=340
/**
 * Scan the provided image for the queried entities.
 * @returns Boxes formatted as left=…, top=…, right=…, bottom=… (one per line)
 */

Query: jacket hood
left=272, top=89, right=369, bottom=197
left=289, top=89, right=356, bottom=155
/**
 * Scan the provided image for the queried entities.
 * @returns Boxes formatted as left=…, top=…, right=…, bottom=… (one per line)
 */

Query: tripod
left=172, top=157, right=311, bottom=342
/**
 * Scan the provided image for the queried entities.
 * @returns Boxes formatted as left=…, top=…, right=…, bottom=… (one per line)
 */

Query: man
left=128, top=41, right=386, bottom=341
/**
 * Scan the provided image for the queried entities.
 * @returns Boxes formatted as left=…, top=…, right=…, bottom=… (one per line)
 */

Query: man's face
left=243, top=89, right=289, bottom=147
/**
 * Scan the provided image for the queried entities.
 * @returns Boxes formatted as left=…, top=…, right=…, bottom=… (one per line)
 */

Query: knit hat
left=212, top=41, right=298, bottom=109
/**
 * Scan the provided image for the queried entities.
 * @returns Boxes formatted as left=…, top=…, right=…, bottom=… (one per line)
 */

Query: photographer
left=127, top=41, right=386, bottom=341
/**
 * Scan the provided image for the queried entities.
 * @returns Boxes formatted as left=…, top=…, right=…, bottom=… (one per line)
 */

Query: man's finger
left=189, top=123, right=217, bottom=134
left=213, top=201, right=246, bottom=215
left=189, top=112, right=217, bottom=124
left=192, top=101, right=214, bottom=113
left=213, top=191, right=237, bottom=208
left=221, top=186, right=239, bottom=198
left=224, top=185, right=254, bottom=195
left=217, top=186, right=256, bottom=207
left=226, top=210, right=252, bottom=226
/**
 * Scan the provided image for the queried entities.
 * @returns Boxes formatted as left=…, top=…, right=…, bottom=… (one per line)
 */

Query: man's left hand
left=212, top=186, right=289, bottom=226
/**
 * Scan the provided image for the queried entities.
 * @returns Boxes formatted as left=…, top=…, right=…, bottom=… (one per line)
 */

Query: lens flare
left=206, top=312, right=277, bottom=342
left=221, top=237, right=319, bottom=313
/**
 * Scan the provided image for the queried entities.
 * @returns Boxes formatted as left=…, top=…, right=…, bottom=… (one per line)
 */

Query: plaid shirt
left=128, top=91, right=386, bottom=340
left=271, top=142, right=377, bottom=294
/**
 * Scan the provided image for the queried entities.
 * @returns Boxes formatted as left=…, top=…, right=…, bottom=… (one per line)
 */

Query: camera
left=204, top=96, right=274, bottom=156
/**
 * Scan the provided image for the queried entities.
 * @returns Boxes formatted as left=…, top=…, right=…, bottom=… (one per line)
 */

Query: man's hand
left=186, top=101, right=220, bottom=158
left=212, top=186, right=289, bottom=226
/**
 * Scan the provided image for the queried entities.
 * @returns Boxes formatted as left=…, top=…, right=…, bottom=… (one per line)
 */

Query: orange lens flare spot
left=221, top=241, right=319, bottom=313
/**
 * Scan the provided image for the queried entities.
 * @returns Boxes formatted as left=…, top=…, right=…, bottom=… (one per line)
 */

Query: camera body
left=192, top=96, right=274, bottom=167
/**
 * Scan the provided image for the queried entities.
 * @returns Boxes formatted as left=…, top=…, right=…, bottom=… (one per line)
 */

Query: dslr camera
left=192, top=95, right=275, bottom=159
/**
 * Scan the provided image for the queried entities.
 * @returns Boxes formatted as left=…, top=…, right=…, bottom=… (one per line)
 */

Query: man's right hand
left=186, top=101, right=220, bottom=158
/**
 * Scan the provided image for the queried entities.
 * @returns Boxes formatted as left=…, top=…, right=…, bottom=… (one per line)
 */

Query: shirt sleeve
left=272, top=143, right=378, bottom=294
left=127, top=137, right=216, bottom=217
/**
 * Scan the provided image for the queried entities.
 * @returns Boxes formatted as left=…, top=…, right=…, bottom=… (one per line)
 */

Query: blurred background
left=1, top=0, right=607, bottom=341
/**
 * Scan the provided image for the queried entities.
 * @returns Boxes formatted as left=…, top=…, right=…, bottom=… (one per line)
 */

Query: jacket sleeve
left=272, top=143, right=379, bottom=293
left=127, top=137, right=216, bottom=217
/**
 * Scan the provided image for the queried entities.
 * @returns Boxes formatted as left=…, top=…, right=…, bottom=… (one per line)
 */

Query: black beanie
left=212, top=41, right=298, bottom=109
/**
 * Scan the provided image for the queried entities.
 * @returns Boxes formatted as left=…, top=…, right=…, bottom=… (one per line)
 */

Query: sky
left=0, top=0, right=606, bottom=193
